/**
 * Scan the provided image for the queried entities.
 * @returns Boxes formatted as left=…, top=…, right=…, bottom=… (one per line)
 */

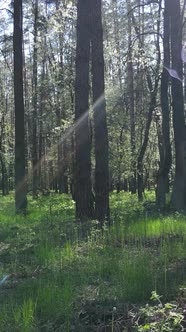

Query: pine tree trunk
left=91, top=0, right=110, bottom=222
left=170, top=0, right=186, bottom=210
left=127, top=1, right=136, bottom=194
left=56, top=20, right=68, bottom=194
left=38, top=53, right=46, bottom=190
left=156, top=0, right=172, bottom=208
left=32, top=0, right=39, bottom=198
left=75, top=0, right=94, bottom=220
left=14, top=0, right=27, bottom=212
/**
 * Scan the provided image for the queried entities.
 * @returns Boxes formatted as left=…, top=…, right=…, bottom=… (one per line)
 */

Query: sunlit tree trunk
left=75, top=0, right=94, bottom=219
left=91, top=0, right=110, bottom=223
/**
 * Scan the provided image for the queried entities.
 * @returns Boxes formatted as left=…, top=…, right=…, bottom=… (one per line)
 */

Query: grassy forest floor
left=0, top=192, right=185, bottom=331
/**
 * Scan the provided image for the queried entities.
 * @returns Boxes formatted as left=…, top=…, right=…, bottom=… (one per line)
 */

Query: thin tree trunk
left=56, top=14, right=68, bottom=194
left=127, top=0, right=136, bottom=194
left=0, top=112, right=8, bottom=195
left=137, top=88, right=158, bottom=200
left=156, top=0, right=171, bottom=208
left=131, top=0, right=161, bottom=200
left=32, top=0, right=39, bottom=198
left=38, top=45, right=46, bottom=189
left=112, top=0, right=122, bottom=91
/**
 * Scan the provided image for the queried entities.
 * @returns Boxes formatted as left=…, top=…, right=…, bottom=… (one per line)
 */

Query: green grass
left=0, top=192, right=185, bottom=331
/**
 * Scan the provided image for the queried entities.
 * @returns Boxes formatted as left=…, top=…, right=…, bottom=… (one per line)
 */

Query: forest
left=0, top=0, right=186, bottom=331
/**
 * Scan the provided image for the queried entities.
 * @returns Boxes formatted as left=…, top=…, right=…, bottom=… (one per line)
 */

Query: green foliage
left=0, top=193, right=185, bottom=330
left=131, top=291, right=185, bottom=331
left=13, top=298, right=37, bottom=332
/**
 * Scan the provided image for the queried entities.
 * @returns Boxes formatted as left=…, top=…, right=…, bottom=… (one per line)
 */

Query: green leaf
left=143, top=324, right=150, bottom=330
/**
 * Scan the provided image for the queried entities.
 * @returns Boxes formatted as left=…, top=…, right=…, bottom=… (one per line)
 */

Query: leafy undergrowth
left=0, top=192, right=185, bottom=331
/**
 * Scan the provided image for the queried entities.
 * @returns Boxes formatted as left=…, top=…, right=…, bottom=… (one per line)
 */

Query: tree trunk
left=137, top=88, right=159, bottom=201
left=133, top=1, right=161, bottom=201
left=112, top=0, right=122, bottom=91
left=14, top=0, right=27, bottom=212
left=170, top=0, right=186, bottom=210
left=156, top=0, right=171, bottom=208
left=32, top=0, right=39, bottom=198
left=75, top=0, right=94, bottom=219
left=38, top=45, right=46, bottom=190
left=127, top=0, right=136, bottom=194
left=0, top=113, right=8, bottom=196
left=60, top=64, right=69, bottom=194
left=91, top=0, right=110, bottom=223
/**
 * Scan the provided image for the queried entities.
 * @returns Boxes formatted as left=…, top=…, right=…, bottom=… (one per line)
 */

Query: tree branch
left=127, top=0, right=160, bottom=16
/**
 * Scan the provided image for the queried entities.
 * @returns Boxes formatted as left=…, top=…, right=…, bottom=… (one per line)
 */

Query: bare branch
left=127, top=0, right=160, bottom=16
left=0, top=8, right=13, bottom=16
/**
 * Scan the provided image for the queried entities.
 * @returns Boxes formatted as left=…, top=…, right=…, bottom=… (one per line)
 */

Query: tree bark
left=170, top=0, right=186, bottom=210
left=32, top=0, right=39, bottom=198
left=137, top=88, right=158, bottom=200
left=75, top=0, right=94, bottom=219
left=91, top=0, right=110, bottom=222
left=14, top=0, right=27, bottom=212
left=156, top=0, right=171, bottom=208
left=133, top=0, right=161, bottom=201
left=127, top=0, right=136, bottom=194
left=38, top=41, right=46, bottom=190
left=112, top=0, right=122, bottom=91
left=0, top=112, right=8, bottom=195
